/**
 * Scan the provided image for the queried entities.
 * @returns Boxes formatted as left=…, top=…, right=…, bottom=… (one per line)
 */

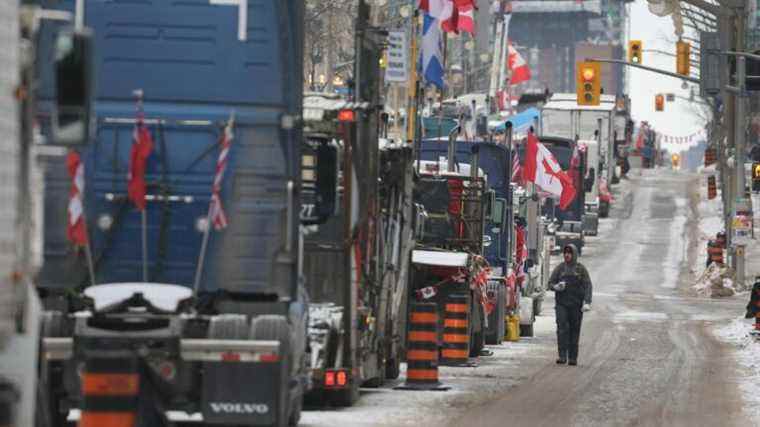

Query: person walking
left=548, top=244, right=593, bottom=366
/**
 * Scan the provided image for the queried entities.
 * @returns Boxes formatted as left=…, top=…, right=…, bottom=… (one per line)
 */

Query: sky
left=627, top=0, right=707, bottom=153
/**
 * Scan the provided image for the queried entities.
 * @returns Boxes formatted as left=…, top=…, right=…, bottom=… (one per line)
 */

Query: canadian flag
left=522, top=132, right=577, bottom=210
left=67, top=152, right=88, bottom=246
left=508, top=42, right=531, bottom=85
left=441, top=0, right=476, bottom=34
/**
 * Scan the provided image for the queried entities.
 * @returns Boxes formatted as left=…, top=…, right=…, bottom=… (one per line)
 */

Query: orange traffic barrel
left=79, top=356, right=139, bottom=427
left=707, top=240, right=724, bottom=266
left=704, top=147, right=717, bottom=167
left=707, top=175, right=717, bottom=200
left=396, top=303, right=449, bottom=391
left=440, top=293, right=472, bottom=367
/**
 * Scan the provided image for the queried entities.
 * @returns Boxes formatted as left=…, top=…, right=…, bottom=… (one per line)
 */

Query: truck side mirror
left=301, top=139, right=339, bottom=225
left=484, top=190, right=496, bottom=221
left=52, top=27, right=94, bottom=146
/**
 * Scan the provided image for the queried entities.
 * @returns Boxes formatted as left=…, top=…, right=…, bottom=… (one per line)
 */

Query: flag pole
left=83, top=238, right=96, bottom=288
left=141, top=210, right=148, bottom=282
left=192, top=203, right=213, bottom=295
left=134, top=89, right=149, bottom=283
left=192, top=112, right=234, bottom=296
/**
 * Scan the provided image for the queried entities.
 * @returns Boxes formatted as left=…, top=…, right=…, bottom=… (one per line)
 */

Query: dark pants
left=556, top=304, right=583, bottom=360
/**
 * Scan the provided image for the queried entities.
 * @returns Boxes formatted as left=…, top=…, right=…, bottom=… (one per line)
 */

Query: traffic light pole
left=583, top=58, right=701, bottom=83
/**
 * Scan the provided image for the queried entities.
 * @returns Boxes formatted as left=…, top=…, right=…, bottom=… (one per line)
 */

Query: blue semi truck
left=36, top=2, right=322, bottom=426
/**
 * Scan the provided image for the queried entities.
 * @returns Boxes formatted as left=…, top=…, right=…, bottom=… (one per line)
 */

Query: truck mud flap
left=181, top=339, right=283, bottom=426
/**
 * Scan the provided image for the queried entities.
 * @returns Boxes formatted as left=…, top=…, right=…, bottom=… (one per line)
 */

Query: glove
left=552, top=282, right=566, bottom=292
left=582, top=303, right=591, bottom=312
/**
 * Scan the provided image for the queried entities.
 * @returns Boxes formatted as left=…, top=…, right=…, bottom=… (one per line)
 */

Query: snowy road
left=301, top=169, right=755, bottom=427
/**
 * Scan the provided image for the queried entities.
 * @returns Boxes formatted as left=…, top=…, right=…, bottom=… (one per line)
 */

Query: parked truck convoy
left=36, top=2, right=317, bottom=426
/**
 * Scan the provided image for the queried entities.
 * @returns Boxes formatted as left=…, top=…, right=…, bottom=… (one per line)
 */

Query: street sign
left=732, top=214, right=753, bottom=245
left=385, top=31, right=408, bottom=83
left=699, top=31, right=721, bottom=96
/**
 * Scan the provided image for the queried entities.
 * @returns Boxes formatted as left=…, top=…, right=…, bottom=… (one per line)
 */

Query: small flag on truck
left=209, top=117, right=234, bottom=230
left=128, top=95, right=154, bottom=211
left=67, top=151, right=88, bottom=246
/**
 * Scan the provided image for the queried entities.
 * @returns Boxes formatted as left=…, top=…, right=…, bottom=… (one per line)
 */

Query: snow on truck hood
left=84, top=283, right=192, bottom=312
left=412, top=250, right=469, bottom=267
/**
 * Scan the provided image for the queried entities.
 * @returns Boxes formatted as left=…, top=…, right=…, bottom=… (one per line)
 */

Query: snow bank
left=693, top=263, right=735, bottom=298
left=713, top=318, right=760, bottom=421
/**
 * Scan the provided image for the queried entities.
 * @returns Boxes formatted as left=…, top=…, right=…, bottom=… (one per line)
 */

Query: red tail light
left=336, top=370, right=347, bottom=386
left=324, top=371, right=336, bottom=387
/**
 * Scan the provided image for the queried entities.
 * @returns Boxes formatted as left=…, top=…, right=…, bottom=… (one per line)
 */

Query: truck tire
left=208, top=314, right=248, bottom=339
left=599, top=201, right=610, bottom=218
left=519, top=323, right=534, bottom=337
left=385, top=356, right=400, bottom=380
left=38, top=311, right=69, bottom=427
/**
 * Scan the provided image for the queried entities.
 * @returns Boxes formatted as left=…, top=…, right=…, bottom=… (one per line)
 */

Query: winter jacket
left=548, top=244, right=593, bottom=308
left=746, top=281, right=760, bottom=318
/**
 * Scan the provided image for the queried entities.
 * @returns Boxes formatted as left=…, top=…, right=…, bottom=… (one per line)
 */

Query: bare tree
left=304, top=0, right=357, bottom=91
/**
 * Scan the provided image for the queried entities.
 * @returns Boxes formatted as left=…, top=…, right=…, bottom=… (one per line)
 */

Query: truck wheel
left=519, top=323, right=534, bottom=337
left=38, top=311, right=69, bottom=427
left=385, top=356, right=400, bottom=380
left=208, top=314, right=248, bottom=339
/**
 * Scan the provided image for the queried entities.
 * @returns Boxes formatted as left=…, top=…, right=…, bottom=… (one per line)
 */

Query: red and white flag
left=209, top=119, right=234, bottom=230
left=522, top=132, right=576, bottom=210
left=441, top=0, right=476, bottom=34
left=510, top=150, right=522, bottom=183
left=128, top=114, right=153, bottom=211
left=508, top=42, right=531, bottom=85
left=67, top=151, right=88, bottom=246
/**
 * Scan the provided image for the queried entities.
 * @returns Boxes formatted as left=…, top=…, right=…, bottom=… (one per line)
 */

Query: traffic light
left=676, top=41, right=690, bottom=76
left=752, top=162, right=760, bottom=192
left=628, top=40, right=643, bottom=64
left=655, top=94, right=664, bottom=111
left=576, top=61, right=601, bottom=106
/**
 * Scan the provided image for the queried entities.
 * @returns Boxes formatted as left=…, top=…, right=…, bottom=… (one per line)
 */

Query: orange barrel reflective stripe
left=396, top=303, right=449, bottom=391
left=79, top=356, right=139, bottom=427
left=707, top=176, right=717, bottom=200
left=440, top=293, right=471, bottom=366
left=707, top=240, right=723, bottom=265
